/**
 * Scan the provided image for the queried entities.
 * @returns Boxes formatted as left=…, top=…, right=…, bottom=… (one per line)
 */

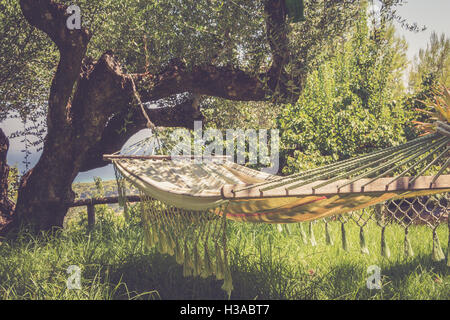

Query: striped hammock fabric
left=111, top=155, right=450, bottom=223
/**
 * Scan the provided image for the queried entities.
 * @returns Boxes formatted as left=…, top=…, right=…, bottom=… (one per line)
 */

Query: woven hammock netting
left=110, top=122, right=450, bottom=297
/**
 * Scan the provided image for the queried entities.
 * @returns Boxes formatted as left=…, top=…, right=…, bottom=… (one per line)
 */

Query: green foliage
left=277, top=10, right=411, bottom=173
left=404, top=32, right=450, bottom=141
left=0, top=0, right=57, bottom=122
left=0, top=0, right=411, bottom=170
left=72, top=180, right=137, bottom=199
left=202, top=99, right=279, bottom=130
left=401, top=76, right=437, bottom=140
left=93, top=177, right=105, bottom=198
left=66, top=0, right=267, bottom=74
left=0, top=1, right=397, bottom=126
left=7, top=165, right=19, bottom=202
left=409, top=32, right=450, bottom=91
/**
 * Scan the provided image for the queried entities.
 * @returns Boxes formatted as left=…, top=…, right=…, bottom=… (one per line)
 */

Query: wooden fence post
left=87, top=204, right=95, bottom=229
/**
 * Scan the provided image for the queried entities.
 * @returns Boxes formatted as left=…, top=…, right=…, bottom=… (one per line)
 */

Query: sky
left=393, top=0, right=450, bottom=61
left=2, top=0, right=450, bottom=183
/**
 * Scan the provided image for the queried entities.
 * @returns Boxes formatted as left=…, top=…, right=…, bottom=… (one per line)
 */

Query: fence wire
left=313, top=192, right=449, bottom=262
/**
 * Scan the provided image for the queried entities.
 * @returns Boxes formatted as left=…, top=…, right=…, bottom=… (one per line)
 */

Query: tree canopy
left=0, top=0, right=429, bottom=232
left=277, top=9, right=412, bottom=173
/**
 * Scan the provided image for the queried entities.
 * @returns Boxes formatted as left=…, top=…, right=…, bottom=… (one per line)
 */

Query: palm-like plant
left=412, top=85, right=450, bottom=135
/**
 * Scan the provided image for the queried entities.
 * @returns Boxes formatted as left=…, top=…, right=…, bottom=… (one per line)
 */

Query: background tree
left=402, top=33, right=450, bottom=141
left=277, top=7, right=411, bottom=174
left=409, top=32, right=450, bottom=91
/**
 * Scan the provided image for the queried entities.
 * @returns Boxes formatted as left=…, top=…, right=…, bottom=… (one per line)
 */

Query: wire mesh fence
left=309, top=192, right=450, bottom=262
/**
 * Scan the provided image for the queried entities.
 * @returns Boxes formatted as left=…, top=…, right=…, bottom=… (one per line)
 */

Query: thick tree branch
left=265, top=0, right=289, bottom=81
left=19, top=0, right=90, bottom=49
left=134, top=0, right=289, bottom=102
left=135, top=63, right=267, bottom=102
left=19, top=0, right=91, bottom=130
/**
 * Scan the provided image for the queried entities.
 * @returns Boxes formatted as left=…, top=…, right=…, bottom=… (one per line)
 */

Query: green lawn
left=0, top=204, right=448, bottom=300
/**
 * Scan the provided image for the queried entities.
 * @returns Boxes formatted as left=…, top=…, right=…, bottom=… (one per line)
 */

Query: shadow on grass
left=90, top=247, right=449, bottom=300
left=1, top=218, right=447, bottom=300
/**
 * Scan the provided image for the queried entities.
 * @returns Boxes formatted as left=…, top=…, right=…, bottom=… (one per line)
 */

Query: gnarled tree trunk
left=13, top=54, right=201, bottom=231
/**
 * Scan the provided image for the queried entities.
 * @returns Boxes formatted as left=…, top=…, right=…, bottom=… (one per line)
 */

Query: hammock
left=109, top=154, right=449, bottom=223
left=105, top=121, right=450, bottom=297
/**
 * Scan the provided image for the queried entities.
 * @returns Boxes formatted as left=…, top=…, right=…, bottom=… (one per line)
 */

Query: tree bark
left=9, top=0, right=290, bottom=233
left=0, top=129, right=14, bottom=228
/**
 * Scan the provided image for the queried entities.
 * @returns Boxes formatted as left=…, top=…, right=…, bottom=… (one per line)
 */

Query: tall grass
left=0, top=204, right=448, bottom=300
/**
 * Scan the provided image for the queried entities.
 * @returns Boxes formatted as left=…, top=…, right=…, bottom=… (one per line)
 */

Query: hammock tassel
left=115, top=167, right=129, bottom=221
left=325, top=222, right=333, bottom=246
left=432, top=229, right=445, bottom=262
left=156, top=229, right=163, bottom=253
left=221, top=265, right=233, bottom=299
left=221, top=234, right=233, bottom=299
left=360, top=227, right=369, bottom=255
left=151, top=224, right=158, bottom=246
left=309, top=222, right=317, bottom=246
left=175, top=239, right=184, bottom=265
left=380, top=226, right=390, bottom=259
left=192, top=243, right=203, bottom=277
left=299, top=223, right=308, bottom=244
left=140, top=205, right=151, bottom=247
left=277, top=224, right=283, bottom=233
left=162, top=233, right=169, bottom=254
left=341, top=222, right=348, bottom=251
left=144, top=225, right=152, bottom=248
left=215, top=242, right=225, bottom=280
left=201, top=244, right=213, bottom=278
left=166, top=232, right=175, bottom=256
left=404, top=228, right=414, bottom=258
left=183, top=241, right=193, bottom=277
